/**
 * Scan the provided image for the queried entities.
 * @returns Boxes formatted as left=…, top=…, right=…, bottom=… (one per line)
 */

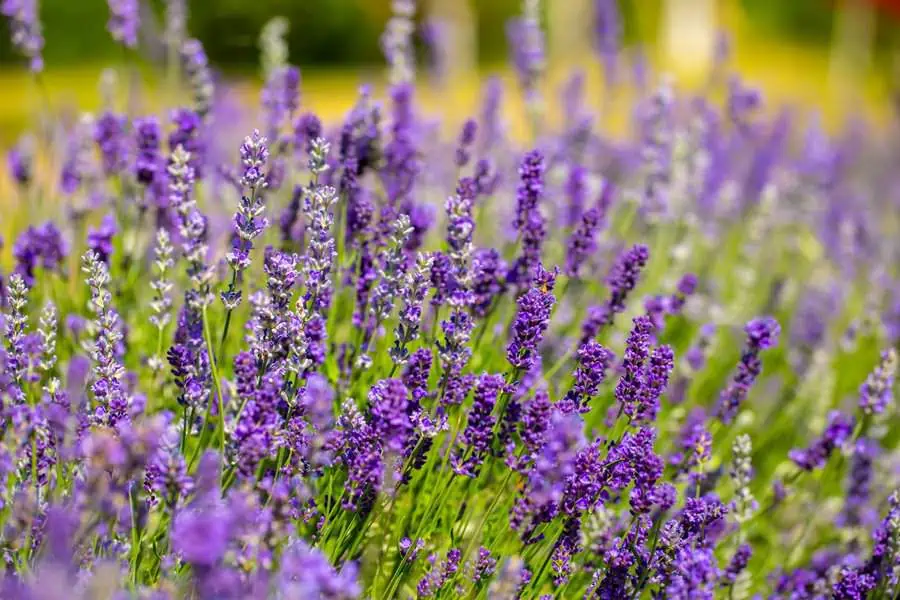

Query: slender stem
left=201, top=305, right=226, bottom=459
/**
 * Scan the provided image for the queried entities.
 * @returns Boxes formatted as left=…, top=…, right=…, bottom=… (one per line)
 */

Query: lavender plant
left=2, top=3, right=900, bottom=599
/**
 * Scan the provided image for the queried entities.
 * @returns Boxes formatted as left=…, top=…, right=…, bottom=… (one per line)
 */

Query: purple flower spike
left=369, top=378, right=413, bottom=454
left=559, top=341, right=614, bottom=414
left=789, top=410, right=854, bottom=471
left=714, top=316, right=780, bottom=424
left=451, top=373, right=505, bottom=477
left=2, top=0, right=44, bottom=71
left=859, top=349, right=897, bottom=415
left=581, top=244, right=650, bottom=343
left=106, top=0, right=139, bottom=48
left=507, top=264, right=557, bottom=374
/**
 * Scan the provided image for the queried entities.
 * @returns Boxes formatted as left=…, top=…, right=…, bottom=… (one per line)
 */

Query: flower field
left=1, top=0, right=900, bottom=598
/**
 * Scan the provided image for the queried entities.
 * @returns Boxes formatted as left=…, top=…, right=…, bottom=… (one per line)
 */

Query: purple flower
left=1, top=0, right=44, bottom=71
left=6, top=140, right=32, bottom=185
left=507, top=2, right=545, bottom=105
left=508, top=151, right=547, bottom=286
left=470, top=248, right=507, bottom=318
left=391, top=253, right=432, bottom=364
left=106, top=0, right=139, bottom=48
left=278, top=539, right=361, bottom=599
left=172, top=503, right=231, bottom=566
left=294, top=112, right=323, bottom=156
left=559, top=341, right=614, bottom=414
left=721, top=543, right=752, bottom=586
left=507, top=264, right=557, bottom=374
left=593, top=0, right=621, bottom=85
left=452, top=373, right=504, bottom=477
left=93, top=111, right=128, bottom=176
left=134, top=116, right=162, bottom=187
left=581, top=244, right=650, bottom=343
left=455, top=118, right=478, bottom=168
left=635, top=344, right=675, bottom=423
left=565, top=183, right=613, bottom=279
left=832, top=568, right=876, bottom=600
left=417, top=548, right=462, bottom=597
left=368, top=378, right=412, bottom=453
left=840, top=438, right=878, bottom=528
left=551, top=516, right=582, bottom=585
left=181, top=39, right=215, bottom=118
left=512, top=412, right=585, bottom=538
left=430, top=251, right=457, bottom=307
left=262, top=65, right=301, bottom=140
left=859, top=349, right=897, bottom=415
left=520, top=389, right=552, bottom=458
left=614, top=315, right=652, bottom=420
left=168, top=108, right=204, bottom=176
left=663, top=545, right=719, bottom=599
left=789, top=410, right=854, bottom=471
left=13, top=222, right=67, bottom=286
left=86, top=214, right=117, bottom=266
left=223, top=131, right=270, bottom=309
left=714, top=317, right=780, bottom=424
left=513, top=149, right=545, bottom=231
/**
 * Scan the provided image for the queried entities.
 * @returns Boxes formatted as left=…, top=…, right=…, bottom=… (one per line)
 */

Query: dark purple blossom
left=417, top=548, right=462, bottom=597
left=789, top=410, right=854, bottom=471
left=581, top=244, right=650, bottom=343
left=714, top=317, right=780, bottom=424
left=455, top=118, right=477, bottom=168
left=840, top=438, right=878, bottom=528
left=134, top=116, right=162, bottom=187
left=368, top=378, right=412, bottom=453
left=559, top=341, right=614, bottom=414
left=507, top=264, right=557, bottom=374
left=93, top=111, right=128, bottom=176
left=13, top=222, right=67, bottom=287
left=721, top=543, right=752, bottom=586
left=452, top=373, right=504, bottom=477
left=86, top=214, right=117, bottom=266
left=565, top=183, right=613, bottom=279
left=614, top=315, right=652, bottom=420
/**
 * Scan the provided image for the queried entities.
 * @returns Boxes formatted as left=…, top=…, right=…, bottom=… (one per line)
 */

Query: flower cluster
left=2, top=3, right=900, bottom=599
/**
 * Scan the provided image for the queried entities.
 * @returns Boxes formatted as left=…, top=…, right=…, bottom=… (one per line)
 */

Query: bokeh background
left=2, top=0, right=900, bottom=142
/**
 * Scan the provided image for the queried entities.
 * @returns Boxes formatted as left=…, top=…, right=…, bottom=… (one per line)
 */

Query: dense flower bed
left=2, top=0, right=900, bottom=598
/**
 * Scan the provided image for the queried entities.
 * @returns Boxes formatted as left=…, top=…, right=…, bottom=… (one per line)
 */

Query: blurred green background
left=1, top=0, right=900, bottom=144
left=2, top=0, right=898, bottom=69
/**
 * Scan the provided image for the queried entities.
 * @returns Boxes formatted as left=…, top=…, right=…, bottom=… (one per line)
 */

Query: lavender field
left=1, top=0, right=900, bottom=598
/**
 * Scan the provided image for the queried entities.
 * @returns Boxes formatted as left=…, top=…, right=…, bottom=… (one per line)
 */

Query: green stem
left=201, top=305, right=226, bottom=460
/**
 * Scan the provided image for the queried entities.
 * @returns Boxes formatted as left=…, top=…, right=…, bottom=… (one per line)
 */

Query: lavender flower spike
left=580, top=244, right=650, bottom=343
left=507, top=263, right=557, bottom=375
left=714, top=316, right=780, bottom=424
left=391, top=252, right=433, bottom=365
left=859, top=349, right=897, bottom=415
left=223, top=130, right=270, bottom=310
left=559, top=341, right=614, bottom=414
left=451, top=373, right=505, bottom=477
left=789, top=411, right=854, bottom=471
left=181, top=39, right=215, bottom=119
left=1, top=0, right=44, bottom=72
left=148, top=229, right=175, bottom=373
left=3, top=274, right=29, bottom=405
left=82, top=250, right=129, bottom=427
left=106, top=0, right=139, bottom=48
